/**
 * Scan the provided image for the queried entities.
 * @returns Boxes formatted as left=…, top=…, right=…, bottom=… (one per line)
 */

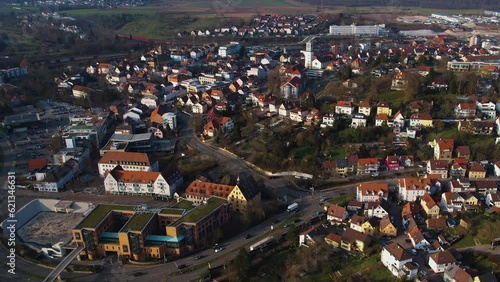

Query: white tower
left=301, top=41, right=314, bottom=69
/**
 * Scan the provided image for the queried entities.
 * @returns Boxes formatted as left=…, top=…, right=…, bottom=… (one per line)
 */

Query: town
left=0, top=3, right=500, bottom=282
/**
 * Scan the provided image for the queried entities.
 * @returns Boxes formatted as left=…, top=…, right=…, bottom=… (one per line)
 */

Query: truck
left=287, top=203, right=299, bottom=212
left=249, top=236, right=275, bottom=251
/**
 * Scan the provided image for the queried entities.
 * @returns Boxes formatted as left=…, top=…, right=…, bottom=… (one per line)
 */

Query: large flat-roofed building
left=447, top=60, right=500, bottom=72
left=72, top=198, right=229, bottom=261
left=218, top=42, right=241, bottom=58
left=2, top=112, right=40, bottom=127
left=104, top=165, right=182, bottom=198
left=98, top=152, right=159, bottom=177
left=329, top=24, right=382, bottom=36
left=99, top=133, right=153, bottom=156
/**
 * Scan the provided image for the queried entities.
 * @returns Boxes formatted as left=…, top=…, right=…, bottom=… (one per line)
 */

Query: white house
left=351, top=113, right=367, bottom=128
left=356, top=183, right=389, bottom=202
left=98, top=152, right=159, bottom=177
left=104, top=166, right=183, bottom=197
left=495, top=161, right=500, bottom=176
left=428, top=251, right=456, bottom=273
left=364, top=201, right=390, bottom=219
left=409, top=113, right=433, bottom=128
left=397, top=177, right=431, bottom=202
left=289, top=108, right=307, bottom=123
left=321, top=113, right=335, bottom=127
left=192, top=101, right=207, bottom=114
left=141, top=95, right=158, bottom=109
left=381, top=242, right=414, bottom=279
left=485, top=192, right=500, bottom=210
left=408, top=226, right=430, bottom=250
left=335, top=100, right=354, bottom=116
left=439, top=192, right=464, bottom=213
left=476, top=96, right=497, bottom=119
left=326, top=204, right=348, bottom=225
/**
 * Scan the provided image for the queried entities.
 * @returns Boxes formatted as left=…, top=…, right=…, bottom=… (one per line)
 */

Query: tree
left=232, top=248, right=250, bottom=281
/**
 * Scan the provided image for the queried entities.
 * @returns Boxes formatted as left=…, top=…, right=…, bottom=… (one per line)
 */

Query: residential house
left=278, top=103, right=292, bottom=118
left=381, top=242, right=414, bottom=279
left=421, top=193, right=440, bottom=218
left=440, top=192, right=464, bottom=213
left=429, top=251, right=456, bottom=273
left=299, top=224, right=327, bottom=247
left=97, top=152, right=159, bottom=178
left=443, top=264, right=473, bottom=282
left=349, top=215, right=364, bottom=233
left=192, top=101, right=207, bottom=114
left=358, top=100, right=371, bottom=116
left=408, top=225, right=430, bottom=250
left=458, top=121, right=495, bottom=135
left=399, top=155, right=414, bottom=168
left=72, top=85, right=92, bottom=98
left=495, top=161, right=500, bottom=177
left=335, top=100, right=354, bottom=116
left=410, top=100, right=432, bottom=114
left=397, top=177, right=431, bottom=202
left=351, top=113, right=367, bottom=128
left=432, top=138, right=454, bottom=161
left=450, top=159, right=468, bottom=178
left=357, top=158, right=379, bottom=175
left=426, top=218, right=447, bottom=231
left=361, top=217, right=379, bottom=236
left=104, top=165, right=183, bottom=197
left=185, top=180, right=234, bottom=205
left=393, top=111, right=405, bottom=129
left=386, top=155, right=401, bottom=171
left=460, top=192, right=479, bottom=211
left=456, top=146, right=471, bottom=160
left=326, top=204, right=348, bottom=225
left=468, top=163, right=486, bottom=179
left=356, top=183, right=388, bottom=202
left=289, top=108, right=307, bottom=123
left=455, top=102, right=477, bottom=119
left=364, top=200, right=390, bottom=219
left=376, top=101, right=392, bottom=116
left=379, top=215, right=397, bottom=237
left=340, top=228, right=370, bottom=253
left=476, top=96, right=497, bottom=119
left=427, top=160, right=449, bottom=179
left=409, top=113, right=433, bottom=128
left=324, top=233, right=342, bottom=248
left=321, top=113, right=335, bottom=127
left=485, top=192, right=500, bottom=211
left=474, top=180, right=497, bottom=195
left=449, top=178, right=476, bottom=192
left=203, top=117, right=234, bottom=137
left=375, top=113, right=391, bottom=127
left=391, top=72, right=407, bottom=90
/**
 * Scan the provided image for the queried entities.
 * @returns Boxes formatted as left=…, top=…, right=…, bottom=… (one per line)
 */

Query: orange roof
left=110, top=169, right=161, bottom=183
left=359, top=100, right=371, bottom=108
left=398, top=177, right=431, bottom=190
left=469, top=163, right=485, bottom=173
left=358, top=158, right=378, bottom=165
left=437, top=138, right=454, bottom=151
left=421, top=193, right=436, bottom=209
left=185, top=180, right=234, bottom=199
left=376, top=114, right=389, bottom=120
left=99, top=152, right=154, bottom=166
left=28, top=158, right=47, bottom=171
left=358, top=183, right=388, bottom=196
left=336, top=100, right=352, bottom=107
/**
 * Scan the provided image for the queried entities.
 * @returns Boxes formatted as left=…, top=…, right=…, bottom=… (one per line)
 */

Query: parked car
left=410, top=249, right=417, bottom=255
left=177, top=264, right=187, bottom=269
left=195, top=255, right=203, bottom=260
left=214, top=247, right=223, bottom=253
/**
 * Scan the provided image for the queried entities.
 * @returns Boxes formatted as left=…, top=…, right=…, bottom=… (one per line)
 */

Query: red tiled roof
left=28, top=158, right=47, bottom=171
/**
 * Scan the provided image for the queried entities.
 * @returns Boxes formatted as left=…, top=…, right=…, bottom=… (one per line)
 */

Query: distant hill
left=307, top=0, right=500, bottom=10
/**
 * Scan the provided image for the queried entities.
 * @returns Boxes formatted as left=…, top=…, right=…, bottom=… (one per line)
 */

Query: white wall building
left=98, top=152, right=159, bottom=177
left=329, top=24, right=382, bottom=36
left=381, top=242, right=414, bottom=279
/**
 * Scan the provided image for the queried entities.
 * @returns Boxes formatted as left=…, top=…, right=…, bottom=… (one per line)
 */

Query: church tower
left=301, top=40, right=314, bottom=69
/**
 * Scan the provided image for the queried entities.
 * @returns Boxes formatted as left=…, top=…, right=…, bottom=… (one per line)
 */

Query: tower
left=301, top=40, right=314, bottom=69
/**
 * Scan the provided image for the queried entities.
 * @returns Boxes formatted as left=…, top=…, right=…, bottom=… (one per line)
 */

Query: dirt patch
left=17, top=211, right=84, bottom=247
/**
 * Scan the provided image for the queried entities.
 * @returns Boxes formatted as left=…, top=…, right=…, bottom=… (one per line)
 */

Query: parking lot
left=9, top=101, right=86, bottom=177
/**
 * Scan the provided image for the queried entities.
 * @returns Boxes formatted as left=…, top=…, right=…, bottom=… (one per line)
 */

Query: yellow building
left=72, top=198, right=230, bottom=261
left=376, top=101, right=392, bottom=116
left=340, top=228, right=370, bottom=253
left=421, top=193, right=440, bottom=218
left=468, top=163, right=486, bottom=179
left=185, top=173, right=261, bottom=214
left=379, top=216, right=397, bottom=237
left=361, top=217, right=379, bottom=236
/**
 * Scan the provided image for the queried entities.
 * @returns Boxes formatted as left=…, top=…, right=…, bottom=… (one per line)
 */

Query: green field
left=61, top=7, right=160, bottom=17
left=375, top=90, right=407, bottom=108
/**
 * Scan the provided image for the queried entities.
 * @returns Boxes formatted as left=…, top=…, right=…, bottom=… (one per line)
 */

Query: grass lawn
left=324, top=146, right=346, bottom=159
left=291, top=146, right=315, bottom=160
left=61, top=7, right=160, bottom=17
left=76, top=204, right=137, bottom=229
left=327, top=193, right=354, bottom=206
left=376, top=90, right=407, bottom=108
left=337, top=255, right=393, bottom=282
left=174, top=197, right=227, bottom=224
left=121, top=212, right=155, bottom=231
left=249, top=248, right=293, bottom=282
left=453, top=235, right=475, bottom=248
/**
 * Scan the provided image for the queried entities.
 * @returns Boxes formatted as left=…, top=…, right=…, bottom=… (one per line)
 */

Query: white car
left=214, top=247, right=223, bottom=253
